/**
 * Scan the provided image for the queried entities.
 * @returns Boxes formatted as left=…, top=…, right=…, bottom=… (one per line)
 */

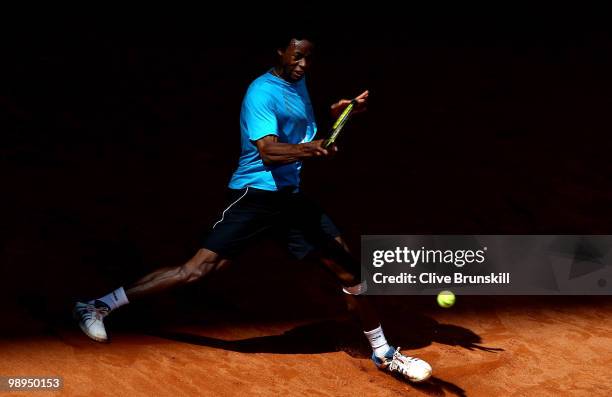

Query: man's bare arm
left=255, top=135, right=336, bottom=166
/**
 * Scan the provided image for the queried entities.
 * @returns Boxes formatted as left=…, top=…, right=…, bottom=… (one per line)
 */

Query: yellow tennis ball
left=437, top=290, right=455, bottom=308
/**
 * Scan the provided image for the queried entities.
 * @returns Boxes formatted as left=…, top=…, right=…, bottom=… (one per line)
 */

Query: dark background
left=2, top=7, right=611, bottom=333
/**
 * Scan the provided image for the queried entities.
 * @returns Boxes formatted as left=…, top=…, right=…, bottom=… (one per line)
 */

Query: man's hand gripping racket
left=323, top=90, right=369, bottom=149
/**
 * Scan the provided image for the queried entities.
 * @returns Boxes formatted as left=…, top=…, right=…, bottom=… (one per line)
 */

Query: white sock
left=364, top=324, right=391, bottom=358
left=90, top=287, right=130, bottom=311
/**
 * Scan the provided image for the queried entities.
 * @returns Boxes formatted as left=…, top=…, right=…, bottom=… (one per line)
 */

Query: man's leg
left=74, top=186, right=280, bottom=342
left=316, top=237, right=379, bottom=331
left=126, top=248, right=230, bottom=300
left=73, top=248, right=229, bottom=342
left=312, top=235, right=433, bottom=383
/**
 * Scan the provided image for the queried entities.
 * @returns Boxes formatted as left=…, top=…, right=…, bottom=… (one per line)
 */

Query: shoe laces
left=388, top=347, right=421, bottom=375
left=80, top=303, right=109, bottom=321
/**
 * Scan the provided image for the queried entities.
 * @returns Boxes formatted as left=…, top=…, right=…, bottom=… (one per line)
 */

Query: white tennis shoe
left=372, top=346, right=432, bottom=383
left=73, top=300, right=111, bottom=342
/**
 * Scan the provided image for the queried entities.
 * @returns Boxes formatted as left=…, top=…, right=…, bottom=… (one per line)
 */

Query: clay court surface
left=2, top=295, right=611, bottom=397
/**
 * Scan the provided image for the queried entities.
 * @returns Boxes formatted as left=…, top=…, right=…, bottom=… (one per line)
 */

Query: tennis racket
left=322, top=99, right=357, bottom=149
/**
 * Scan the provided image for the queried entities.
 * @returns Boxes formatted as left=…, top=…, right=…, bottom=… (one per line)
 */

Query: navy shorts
left=202, top=187, right=341, bottom=260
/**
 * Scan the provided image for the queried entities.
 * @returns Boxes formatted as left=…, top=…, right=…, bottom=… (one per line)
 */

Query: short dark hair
left=274, top=28, right=317, bottom=51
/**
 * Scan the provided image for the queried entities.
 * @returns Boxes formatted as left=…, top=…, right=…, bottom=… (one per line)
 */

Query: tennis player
left=73, top=33, right=432, bottom=383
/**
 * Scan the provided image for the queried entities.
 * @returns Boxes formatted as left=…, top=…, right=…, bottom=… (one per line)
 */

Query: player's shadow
left=149, top=314, right=502, bottom=357
left=382, top=314, right=505, bottom=354
left=149, top=314, right=501, bottom=397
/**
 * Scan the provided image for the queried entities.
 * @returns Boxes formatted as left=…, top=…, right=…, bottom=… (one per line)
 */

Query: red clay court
left=3, top=292, right=612, bottom=396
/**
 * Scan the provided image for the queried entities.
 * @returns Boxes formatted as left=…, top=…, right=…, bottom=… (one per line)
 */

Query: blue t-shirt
left=228, top=70, right=317, bottom=191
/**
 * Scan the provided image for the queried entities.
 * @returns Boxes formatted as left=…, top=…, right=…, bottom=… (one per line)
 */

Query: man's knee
left=180, top=248, right=227, bottom=284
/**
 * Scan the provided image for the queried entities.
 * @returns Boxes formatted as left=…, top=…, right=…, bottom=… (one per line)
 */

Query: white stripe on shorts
left=212, top=187, right=249, bottom=229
